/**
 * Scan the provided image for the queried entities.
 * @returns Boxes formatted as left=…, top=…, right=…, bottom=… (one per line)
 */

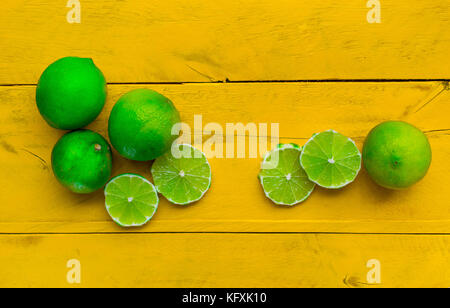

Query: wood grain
left=1, top=0, right=449, bottom=289
left=0, top=233, right=448, bottom=288
left=0, top=82, right=449, bottom=234
left=1, top=0, right=450, bottom=83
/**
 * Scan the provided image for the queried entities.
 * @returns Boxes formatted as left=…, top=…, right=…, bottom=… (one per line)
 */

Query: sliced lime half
left=300, top=130, right=361, bottom=189
left=258, top=144, right=315, bottom=206
left=151, top=144, right=212, bottom=205
left=104, top=174, right=159, bottom=227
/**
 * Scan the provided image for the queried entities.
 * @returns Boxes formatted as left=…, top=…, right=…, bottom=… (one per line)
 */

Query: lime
left=151, top=144, right=211, bottom=205
left=258, top=144, right=315, bottom=206
left=300, top=130, right=361, bottom=189
left=363, top=121, right=432, bottom=189
left=52, top=130, right=112, bottom=194
left=36, top=57, right=107, bottom=130
left=104, top=174, right=159, bottom=227
left=108, top=89, right=181, bottom=161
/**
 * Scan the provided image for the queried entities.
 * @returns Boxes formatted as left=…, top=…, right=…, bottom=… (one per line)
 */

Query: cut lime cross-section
left=300, top=130, right=361, bottom=189
left=151, top=144, right=212, bottom=205
left=104, top=174, right=159, bottom=227
left=258, top=144, right=315, bottom=206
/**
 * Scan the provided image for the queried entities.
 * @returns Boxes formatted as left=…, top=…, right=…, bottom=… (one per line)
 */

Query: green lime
left=52, top=130, right=112, bottom=194
left=104, top=174, right=159, bottom=227
left=108, top=89, right=181, bottom=161
left=151, top=144, right=211, bottom=205
left=258, top=144, right=315, bottom=206
left=36, top=57, right=107, bottom=130
left=300, top=130, right=362, bottom=189
left=363, top=121, right=432, bottom=189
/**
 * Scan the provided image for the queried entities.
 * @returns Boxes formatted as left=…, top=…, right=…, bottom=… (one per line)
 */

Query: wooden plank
left=1, top=0, right=450, bottom=83
left=0, top=233, right=448, bottom=287
left=0, top=82, right=449, bottom=234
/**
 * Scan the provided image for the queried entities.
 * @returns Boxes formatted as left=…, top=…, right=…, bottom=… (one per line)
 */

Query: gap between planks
left=1, top=79, right=450, bottom=87
left=0, top=232, right=449, bottom=236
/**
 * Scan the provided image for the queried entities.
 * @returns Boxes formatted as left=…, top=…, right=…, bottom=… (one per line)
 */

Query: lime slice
left=300, top=130, right=362, bottom=189
left=258, top=144, right=315, bottom=206
left=151, top=144, right=212, bottom=205
left=104, top=174, right=159, bottom=227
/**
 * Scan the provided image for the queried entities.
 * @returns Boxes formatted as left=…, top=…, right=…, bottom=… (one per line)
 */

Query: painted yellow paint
left=0, top=233, right=449, bottom=288
left=0, top=0, right=450, bottom=83
left=0, top=0, right=449, bottom=288
left=0, top=82, right=449, bottom=234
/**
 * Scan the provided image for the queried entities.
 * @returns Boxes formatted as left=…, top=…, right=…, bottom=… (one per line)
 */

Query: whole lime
left=108, top=89, right=181, bottom=161
left=52, top=130, right=113, bottom=194
left=36, top=57, right=107, bottom=130
left=363, top=121, right=432, bottom=189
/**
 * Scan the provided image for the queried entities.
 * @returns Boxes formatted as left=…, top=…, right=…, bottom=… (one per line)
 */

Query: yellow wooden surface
left=1, top=233, right=449, bottom=288
left=1, top=1, right=450, bottom=83
left=0, top=83, right=449, bottom=234
left=0, top=0, right=449, bottom=288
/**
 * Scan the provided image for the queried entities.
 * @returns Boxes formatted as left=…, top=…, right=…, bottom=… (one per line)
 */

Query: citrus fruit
left=151, top=144, right=211, bottom=205
left=104, top=174, right=159, bottom=227
left=300, top=130, right=362, bottom=189
left=258, top=144, right=315, bottom=206
left=108, top=89, right=181, bottom=161
left=363, top=121, right=432, bottom=189
left=52, top=130, right=113, bottom=194
left=36, top=57, right=107, bottom=130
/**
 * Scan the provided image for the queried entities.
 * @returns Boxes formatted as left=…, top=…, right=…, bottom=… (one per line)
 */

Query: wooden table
left=0, top=0, right=449, bottom=287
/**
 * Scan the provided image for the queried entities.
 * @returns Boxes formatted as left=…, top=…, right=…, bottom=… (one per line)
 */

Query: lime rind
left=104, top=173, right=159, bottom=227
left=259, top=144, right=315, bottom=206
left=300, top=130, right=362, bottom=189
left=151, top=144, right=212, bottom=205
left=262, top=143, right=301, bottom=163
